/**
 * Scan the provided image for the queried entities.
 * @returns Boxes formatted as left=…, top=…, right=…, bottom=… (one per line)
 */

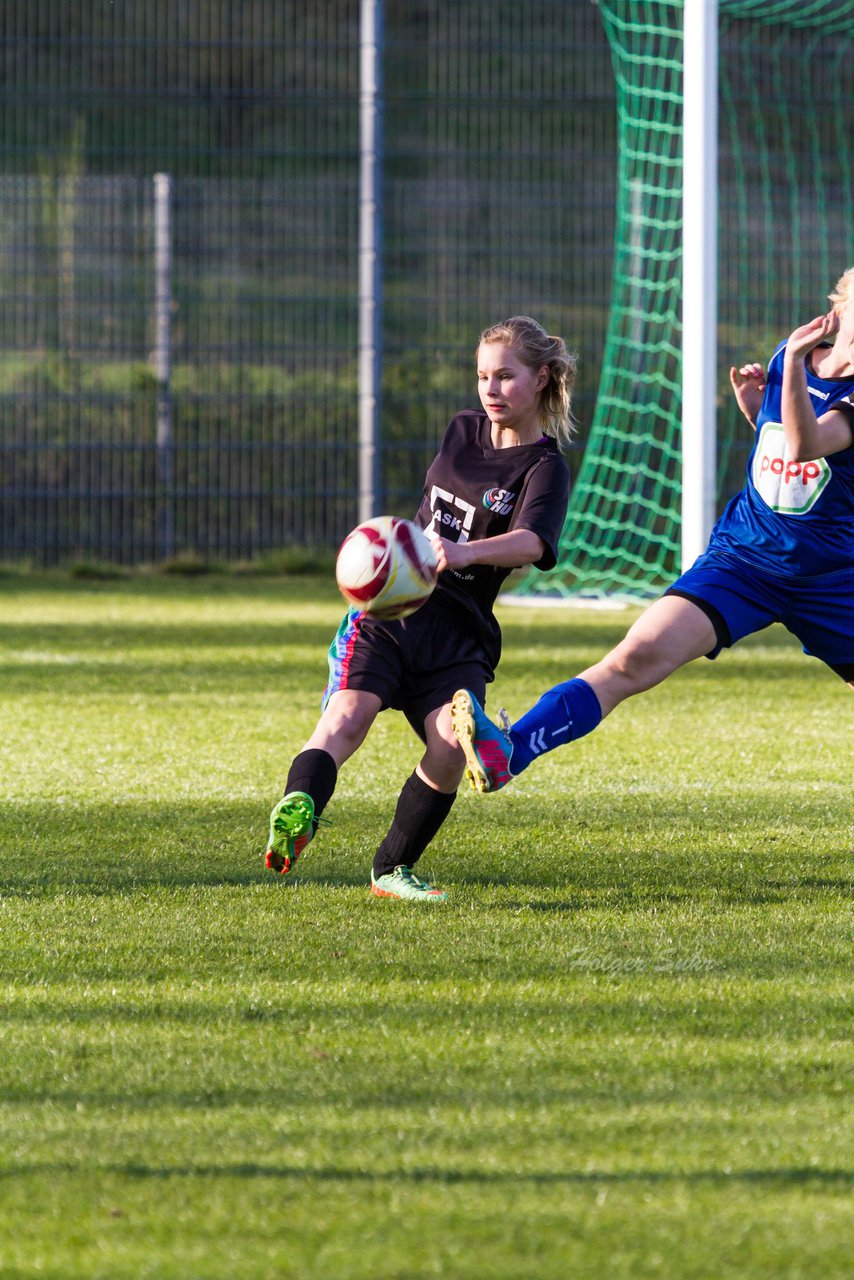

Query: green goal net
left=513, top=0, right=854, bottom=605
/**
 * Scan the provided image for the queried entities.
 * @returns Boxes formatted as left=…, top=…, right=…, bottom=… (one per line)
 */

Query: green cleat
left=265, top=790, right=315, bottom=876
left=371, top=865, right=448, bottom=902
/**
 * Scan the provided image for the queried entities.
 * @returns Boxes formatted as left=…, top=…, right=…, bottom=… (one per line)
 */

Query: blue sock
left=508, top=678, right=602, bottom=774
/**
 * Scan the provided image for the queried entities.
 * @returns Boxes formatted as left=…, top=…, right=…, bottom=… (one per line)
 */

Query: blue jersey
left=708, top=340, right=854, bottom=577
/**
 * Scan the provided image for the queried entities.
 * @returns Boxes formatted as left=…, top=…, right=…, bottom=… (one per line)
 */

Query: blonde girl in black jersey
left=264, top=317, right=574, bottom=900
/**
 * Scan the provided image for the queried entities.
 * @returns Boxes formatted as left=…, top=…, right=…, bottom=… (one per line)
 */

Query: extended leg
left=452, top=596, right=717, bottom=791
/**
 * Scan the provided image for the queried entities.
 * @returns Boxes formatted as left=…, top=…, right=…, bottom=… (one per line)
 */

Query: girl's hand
left=428, top=529, right=470, bottom=573
left=729, top=361, right=766, bottom=428
left=786, top=310, right=839, bottom=361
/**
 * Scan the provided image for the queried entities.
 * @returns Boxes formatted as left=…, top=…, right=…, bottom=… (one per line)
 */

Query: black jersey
left=412, top=409, right=570, bottom=665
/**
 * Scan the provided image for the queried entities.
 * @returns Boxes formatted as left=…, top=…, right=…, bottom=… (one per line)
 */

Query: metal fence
left=0, top=0, right=615, bottom=564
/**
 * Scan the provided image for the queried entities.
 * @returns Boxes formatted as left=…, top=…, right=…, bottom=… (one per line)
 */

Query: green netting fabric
left=514, top=0, right=854, bottom=605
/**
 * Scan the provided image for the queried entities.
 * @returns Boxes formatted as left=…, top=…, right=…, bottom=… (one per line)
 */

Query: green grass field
left=0, top=574, right=851, bottom=1279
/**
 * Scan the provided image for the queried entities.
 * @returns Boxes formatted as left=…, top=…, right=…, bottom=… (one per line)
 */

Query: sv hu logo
left=482, top=487, right=516, bottom=516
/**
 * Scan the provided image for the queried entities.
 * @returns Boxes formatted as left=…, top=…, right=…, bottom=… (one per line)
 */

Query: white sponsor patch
left=429, top=485, right=476, bottom=543
left=751, top=421, right=831, bottom=515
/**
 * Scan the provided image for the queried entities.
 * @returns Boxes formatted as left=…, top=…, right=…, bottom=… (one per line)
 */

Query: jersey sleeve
left=510, top=452, right=570, bottom=570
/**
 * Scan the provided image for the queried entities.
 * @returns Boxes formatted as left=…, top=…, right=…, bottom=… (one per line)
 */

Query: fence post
left=154, top=172, right=175, bottom=560
left=358, top=0, right=383, bottom=523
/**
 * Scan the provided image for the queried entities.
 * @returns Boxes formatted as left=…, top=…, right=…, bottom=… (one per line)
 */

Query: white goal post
left=681, top=0, right=719, bottom=570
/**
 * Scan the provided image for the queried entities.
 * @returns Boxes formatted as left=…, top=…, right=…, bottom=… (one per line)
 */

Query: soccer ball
left=335, top=515, right=439, bottom=619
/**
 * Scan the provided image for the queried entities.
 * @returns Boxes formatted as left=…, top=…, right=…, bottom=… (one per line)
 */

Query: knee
left=422, top=734, right=465, bottom=791
left=313, top=694, right=377, bottom=755
left=605, top=635, right=668, bottom=691
left=329, top=706, right=374, bottom=750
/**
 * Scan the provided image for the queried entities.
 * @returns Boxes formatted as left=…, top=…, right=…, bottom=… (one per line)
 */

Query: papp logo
left=482, top=487, right=516, bottom=516
left=751, top=422, right=830, bottom=515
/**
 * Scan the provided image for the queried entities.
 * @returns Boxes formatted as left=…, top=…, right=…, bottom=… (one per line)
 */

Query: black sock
left=372, top=771, right=456, bottom=879
left=286, top=748, right=338, bottom=822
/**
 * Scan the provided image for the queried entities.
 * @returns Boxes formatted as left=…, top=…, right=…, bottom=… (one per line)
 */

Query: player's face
left=476, top=342, right=548, bottom=436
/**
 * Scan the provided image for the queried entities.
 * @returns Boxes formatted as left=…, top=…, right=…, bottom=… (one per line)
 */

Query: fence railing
left=0, top=1, right=615, bottom=564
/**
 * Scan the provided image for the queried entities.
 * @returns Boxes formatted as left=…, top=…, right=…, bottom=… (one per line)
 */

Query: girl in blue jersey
left=452, top=269, right=854, bottom=793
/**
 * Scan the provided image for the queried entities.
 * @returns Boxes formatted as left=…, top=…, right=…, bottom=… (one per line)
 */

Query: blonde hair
left=478, top=315, right=577, bottom=448
left=828, top=268, right=854, bottom=314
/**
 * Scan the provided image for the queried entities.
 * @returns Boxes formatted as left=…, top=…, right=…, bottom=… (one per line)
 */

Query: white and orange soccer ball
left=335, top=515, right=439, bottom=620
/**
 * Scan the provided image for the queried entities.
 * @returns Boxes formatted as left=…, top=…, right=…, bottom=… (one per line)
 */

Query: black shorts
left=323, top=594, right=493, bottom=738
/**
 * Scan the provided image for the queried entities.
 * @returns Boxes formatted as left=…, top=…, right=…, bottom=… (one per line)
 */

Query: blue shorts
left=666, top=550, right=854, bottom=679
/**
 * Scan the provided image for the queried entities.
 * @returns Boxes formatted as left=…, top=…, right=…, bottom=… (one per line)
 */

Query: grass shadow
left=0, top=795, right=849, bottom=902
left=1, top=1160, right=850, bottom=1189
